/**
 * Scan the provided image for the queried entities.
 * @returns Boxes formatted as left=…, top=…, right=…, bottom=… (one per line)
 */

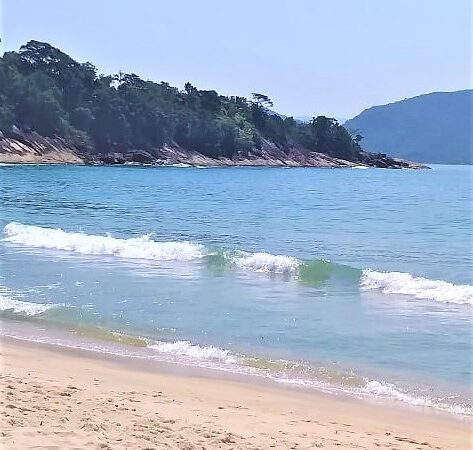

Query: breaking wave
left=149, top=340, right=239, bottom=364
left=357, top=380, right=471, bottom=415
left=0, top=294, right=60, bottom=316
left=361, top=270, right=473, bottom=305
left=3, top=222, right=204, bottom=262
left=233, top=252, right=300, bottom=274
left=3, top=223, right=472, bottom=305
left=1, top=223, right=339, bottom=278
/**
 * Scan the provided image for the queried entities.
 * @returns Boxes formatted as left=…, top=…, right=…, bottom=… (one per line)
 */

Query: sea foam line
left=3, top=222, right=204, bottom=262
left=233, top=252, right=300, bottom=274
left=3, top=223, right=472, bottom=304
left=361, top=270, right=473, bottom=305
left=2, top=223, right=300, bottom=274
left=148, top=340, right=472, bottom=416
left=0, top=294, right=59, bottom=316
left=0, top=322, right=470, bottom=416
left=149, top=340, right=239, bottom=364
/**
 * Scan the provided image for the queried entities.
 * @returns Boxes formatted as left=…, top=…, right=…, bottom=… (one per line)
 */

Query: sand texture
left=0, top=338, right=470, bottom=449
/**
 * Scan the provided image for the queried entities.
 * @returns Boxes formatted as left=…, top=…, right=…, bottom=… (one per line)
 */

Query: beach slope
left=0, top=337, right=470, bottom=449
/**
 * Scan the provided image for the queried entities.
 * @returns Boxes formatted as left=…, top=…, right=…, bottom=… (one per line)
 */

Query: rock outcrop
left=0, top=130, right=427, bottom=169
left=0, top=130, right=84, bottom=164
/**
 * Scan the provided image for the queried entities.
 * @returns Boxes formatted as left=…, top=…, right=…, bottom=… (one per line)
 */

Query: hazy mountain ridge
left=345, top=90, right=472, bottom=164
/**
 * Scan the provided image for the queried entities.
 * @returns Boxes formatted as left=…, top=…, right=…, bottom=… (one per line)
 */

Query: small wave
left=2, top=223, right=357, bottom=281
left=360, top=380, right=429, bottom=407
left=166, top=163, right=192, bottom=168
left=361, top=270, right=473, bottom=305
left=1, top=223, right=337, bottom=278
left=359, top=380, right=471, bottom=415
left=208, top=250, right=357, bottom=280
left=233, top=252, right=300, bottom=274
left=0, top=295, right=59, bottom=316
left=3, top=222, right=204, bottom=262
left=75, top=327, right=148, bottom=347
left=149, top=340, right=239, bottom=364
left=4, top=223, right=471, bottom=306
left=1, top=318, right=470, bottom=416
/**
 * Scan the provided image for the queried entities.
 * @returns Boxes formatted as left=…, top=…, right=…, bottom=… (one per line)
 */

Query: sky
left=1, top=0, right=471, bottom=119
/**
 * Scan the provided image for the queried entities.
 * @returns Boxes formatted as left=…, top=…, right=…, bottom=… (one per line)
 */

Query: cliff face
left=0, top=130, right=427, bottom=169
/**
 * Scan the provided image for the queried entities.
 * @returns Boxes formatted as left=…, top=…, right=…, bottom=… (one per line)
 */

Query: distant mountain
left=344, top=90, right=473, bottom=164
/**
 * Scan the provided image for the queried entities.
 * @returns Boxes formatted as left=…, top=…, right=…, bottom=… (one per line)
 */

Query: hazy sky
left=1, top=0, right=471, bottom=118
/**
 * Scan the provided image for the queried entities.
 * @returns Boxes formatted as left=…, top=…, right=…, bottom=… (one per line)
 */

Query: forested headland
left=0, top=41, right=423, bottom=168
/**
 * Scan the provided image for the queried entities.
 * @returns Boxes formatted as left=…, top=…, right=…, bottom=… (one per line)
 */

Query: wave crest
left=4, top=223, right=472, bottom=306
left=0, top=295, right=59, bottom=316
left=359, top=380, right=471, bottom=415
left=149, top=340, right=239, bottom=364
left=3, top=222, right=204, bottom=262
left=361, top=270, right=473, bottom=305
left=234, top=252, right=300, bottom=274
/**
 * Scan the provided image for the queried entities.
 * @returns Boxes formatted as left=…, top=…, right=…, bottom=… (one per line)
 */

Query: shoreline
left=0, top=159, right=426, bottom=169
left=1, top=336, right=471, bottom=449
left=0, top=161, right=366, bottom=168
left=0, top=131, right=428, bottom=169
left=1, top=310, right=471, bottom=419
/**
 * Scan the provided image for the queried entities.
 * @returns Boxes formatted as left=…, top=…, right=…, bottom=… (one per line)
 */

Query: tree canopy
left=0, top=40, right=362, bottom=161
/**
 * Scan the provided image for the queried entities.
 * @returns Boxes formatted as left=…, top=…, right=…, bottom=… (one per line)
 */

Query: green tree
left=251, top=93, right=273, bottom=108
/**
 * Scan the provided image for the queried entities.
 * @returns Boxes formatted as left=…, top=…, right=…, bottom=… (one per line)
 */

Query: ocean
left=0, top=163, right=471, bottom=416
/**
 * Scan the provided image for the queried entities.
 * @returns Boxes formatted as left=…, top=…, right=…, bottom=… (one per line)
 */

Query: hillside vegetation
left=0, top=41, right=362, bottom=162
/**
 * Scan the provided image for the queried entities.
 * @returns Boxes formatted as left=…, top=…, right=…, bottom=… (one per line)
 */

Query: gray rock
left=126, top=150, right=155, bottom=164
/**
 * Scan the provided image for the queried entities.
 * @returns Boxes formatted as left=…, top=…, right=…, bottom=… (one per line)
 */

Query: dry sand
left=0, top=337, right=471, bottom=449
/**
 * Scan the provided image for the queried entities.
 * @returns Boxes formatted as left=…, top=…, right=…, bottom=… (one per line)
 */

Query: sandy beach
left=0, top=337, right=470, bottom=450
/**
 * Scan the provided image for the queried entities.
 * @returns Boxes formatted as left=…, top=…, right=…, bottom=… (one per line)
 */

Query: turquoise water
left=0, top=164, right=472, bottom=414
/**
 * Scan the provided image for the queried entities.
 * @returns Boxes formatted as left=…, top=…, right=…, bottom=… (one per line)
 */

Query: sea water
left=0, top=164, right=471, bottom=415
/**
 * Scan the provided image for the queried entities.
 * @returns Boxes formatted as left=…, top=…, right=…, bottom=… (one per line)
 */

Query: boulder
left=126, top=150, right=155, bottom=164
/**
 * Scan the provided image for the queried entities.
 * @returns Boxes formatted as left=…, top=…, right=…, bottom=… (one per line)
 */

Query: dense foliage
left=0, top=41, right=362, bottom=160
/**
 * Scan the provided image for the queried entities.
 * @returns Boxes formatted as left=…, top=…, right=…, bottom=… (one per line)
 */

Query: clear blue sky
left=1, top=0, right=471, bottom=119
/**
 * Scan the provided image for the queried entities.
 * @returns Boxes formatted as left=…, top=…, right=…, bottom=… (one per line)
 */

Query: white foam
left=3, top=222, right=204, bottom=262
left=359, top=380, right=471, bottom=415
left=360, top=380, right=427, bottom=406
left=361, top=270, right=473, bottom=305
left=2, top=223, right=303, bottom=275
left=0, top=295, right=59, bottom=315
left=149, top=340, right=239, bottom=364
left=168, top=163, right=192, bottom=168
left=234, top=252, right=300, bottom=274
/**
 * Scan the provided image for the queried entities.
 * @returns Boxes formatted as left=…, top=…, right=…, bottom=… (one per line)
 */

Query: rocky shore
left=0, top=130, right=427, bottom=169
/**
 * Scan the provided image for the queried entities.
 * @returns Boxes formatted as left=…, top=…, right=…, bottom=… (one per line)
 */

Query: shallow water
left=0, top=164, right=471, bottom=415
